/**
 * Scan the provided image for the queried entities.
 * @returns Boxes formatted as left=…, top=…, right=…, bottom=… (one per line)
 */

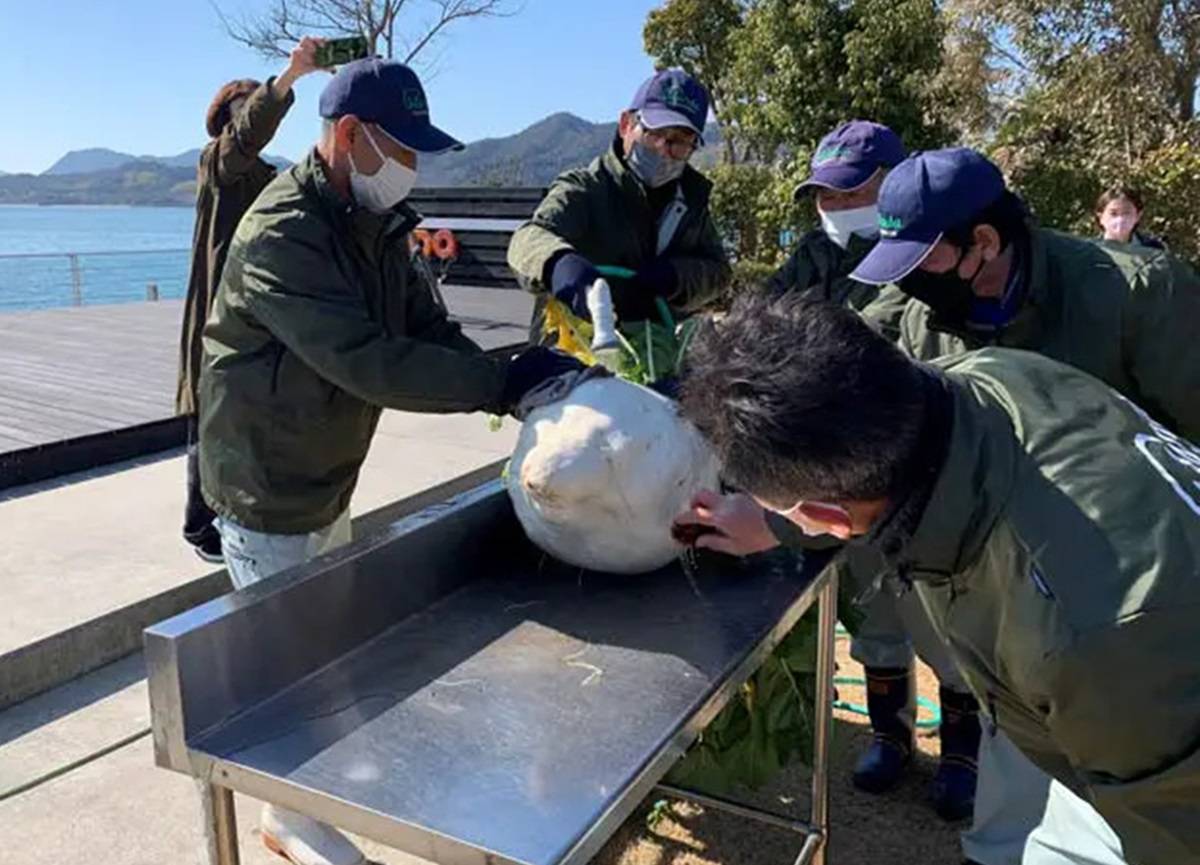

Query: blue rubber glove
left=501, top=346, right=589, bottom=414
left=609, top=259, right=679, bottom=323
left=549, top=252, right=600, bottom=320
left=631, top=258, right=679, bottom=299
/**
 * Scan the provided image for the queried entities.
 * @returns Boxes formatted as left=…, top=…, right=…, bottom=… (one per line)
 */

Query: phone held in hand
left=315, top=36, right=370, bottom=68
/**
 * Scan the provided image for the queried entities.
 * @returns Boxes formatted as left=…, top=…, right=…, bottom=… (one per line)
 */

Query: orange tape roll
left=412, top=229, right=434, bottom=258
left=432, top=228, right=460, bottom=261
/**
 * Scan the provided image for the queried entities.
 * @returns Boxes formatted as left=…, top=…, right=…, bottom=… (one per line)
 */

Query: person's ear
left=618, top=110, right=638, bottom=138
left=972, top=224, right=1003, bottom=262
left=793, top=501, right=854, bottom=540
left=334, top=115, right=361, bottom=152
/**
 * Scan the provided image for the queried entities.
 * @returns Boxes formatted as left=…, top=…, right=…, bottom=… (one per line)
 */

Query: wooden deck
left=0, top=287, right=532, bottom=456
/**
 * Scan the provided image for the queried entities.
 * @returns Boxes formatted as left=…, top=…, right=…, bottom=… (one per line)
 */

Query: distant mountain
left=0, top=160, right=197, bottom=206
left=44, top=148, right=138, bottom=176
left=419, top=112, right=617, bottom=187
left=419, top=111, right=722, bottom=187
left=3, top=112, right=722, bottom=205
left=42, top=147, right=290, bottom=176
left=152, top=148, right=291, bottom=171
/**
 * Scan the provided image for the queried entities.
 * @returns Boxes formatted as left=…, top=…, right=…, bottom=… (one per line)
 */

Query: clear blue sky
left=0, top=0, right=667, bottom=174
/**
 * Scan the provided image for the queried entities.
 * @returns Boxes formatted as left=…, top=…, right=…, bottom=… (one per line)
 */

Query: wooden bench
left=409, top=187, right=547, bottom=289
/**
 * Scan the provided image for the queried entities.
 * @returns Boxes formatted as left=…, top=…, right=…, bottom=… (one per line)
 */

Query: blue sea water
left=0, top=205, right=195, bottom=312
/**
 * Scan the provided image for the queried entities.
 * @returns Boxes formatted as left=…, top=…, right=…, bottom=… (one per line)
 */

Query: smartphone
left=315, top=36, right=370, bottom=68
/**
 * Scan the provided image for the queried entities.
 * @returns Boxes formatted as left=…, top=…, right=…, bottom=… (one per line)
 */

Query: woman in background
left=176, top=37, right=322, bottom=562
left=1094, top=185, right=1166, bottom=250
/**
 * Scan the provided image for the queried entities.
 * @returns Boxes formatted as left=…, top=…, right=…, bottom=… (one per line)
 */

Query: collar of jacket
left=301, top=148, right=421, bottom=242
left=600, top=135, right=713, bottom=211
left=870, top=368, right=1019, bottom=585
left=924, top=222, right=1046, bottom=347
left=796, top=229, right=875, bottom=286
left=995, top=225, right=1051, bottom=347
left=840, top=231, right=876, bottom=270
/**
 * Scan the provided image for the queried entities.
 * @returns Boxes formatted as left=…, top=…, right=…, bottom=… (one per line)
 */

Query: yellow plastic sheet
left=542, top=297, right=597, bottom=364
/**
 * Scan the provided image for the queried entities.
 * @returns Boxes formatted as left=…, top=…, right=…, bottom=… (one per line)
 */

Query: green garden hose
left=594, top=265, right=677, bottom=331
left=834, top=625, right=941, bottom=729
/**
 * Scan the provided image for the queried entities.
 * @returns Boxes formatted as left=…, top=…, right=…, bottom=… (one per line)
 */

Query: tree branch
left=403, top=0, right=515, bottom=64
left=212, top=0, right=516, bottom=65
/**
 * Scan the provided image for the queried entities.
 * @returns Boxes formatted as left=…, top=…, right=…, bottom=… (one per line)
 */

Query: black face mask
left=899, top=246, right=984, bottom=326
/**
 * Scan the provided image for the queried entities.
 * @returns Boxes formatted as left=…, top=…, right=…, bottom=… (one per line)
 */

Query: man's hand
left=274, top=37, right=325, bottom=98
left=549, top=252, right=600, bottom=320
left=501, top=346, right=590, bottom=415
left=673, top=490, right=780, bottom=556
left=631, top=258, right=678, bottom=299
left=607, top=259, right=677, bottom=323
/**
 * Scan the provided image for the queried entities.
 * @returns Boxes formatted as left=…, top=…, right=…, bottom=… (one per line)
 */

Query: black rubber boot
left=852, top=666, right=914, bottom=794
left=931, top=686, right=981, bottom=822
left=183, top=416, right=222, bottom=563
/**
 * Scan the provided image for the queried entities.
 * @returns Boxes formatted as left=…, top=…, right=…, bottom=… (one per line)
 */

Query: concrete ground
left=0, top=652, right=440, bottom=865
left=0, top=410, right=518, bottom=657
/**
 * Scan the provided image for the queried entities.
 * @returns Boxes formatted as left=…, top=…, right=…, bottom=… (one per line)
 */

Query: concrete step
left=0, top=657, right=429, bottom=865
left=1, top=411, right=518, bottom=708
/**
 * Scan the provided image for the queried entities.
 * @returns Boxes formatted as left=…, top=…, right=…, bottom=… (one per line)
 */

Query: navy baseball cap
left=797, top=121, right=905, bottom=194
left=850, top=148, right=1007, bottom=285
left=319, top=58, right=463, bottom=154
left=630, top=68, right=710, bottom=143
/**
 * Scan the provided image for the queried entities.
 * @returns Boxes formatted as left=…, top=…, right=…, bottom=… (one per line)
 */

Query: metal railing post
left=68, top=253, right=83, bottom=306
left=0, top=248, right=192, bottom=310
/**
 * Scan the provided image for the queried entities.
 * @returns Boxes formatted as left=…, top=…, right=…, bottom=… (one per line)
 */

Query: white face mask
left=1102, top=213, right=1138, bottom=241
left=349, top=126, right=418, bottom=213
left=818, top=203, right=880, bottom=250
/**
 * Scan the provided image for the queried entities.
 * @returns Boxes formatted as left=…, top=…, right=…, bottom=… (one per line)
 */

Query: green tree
left=643, top=0, right=747, bottom=163
left=707, top=158, right=809, bottom=287
left=723, top=0, right=947, bottom=161
left=940, top=0, right=1200, bottom=259
left=646, top=0, right=948, bottom=277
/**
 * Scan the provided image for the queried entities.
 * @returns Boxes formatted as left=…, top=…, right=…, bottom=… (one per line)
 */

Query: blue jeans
left=216, top=510, right=353, bottom=589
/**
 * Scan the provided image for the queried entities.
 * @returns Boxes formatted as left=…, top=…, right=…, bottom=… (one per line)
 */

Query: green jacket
left=765, top=229, right=907, bottom=341
left=507, top=139, right=731, bottom=340
left=845, top=349, right=1200, bottom=863
left=895, top=228, right=1200, bottom=441
left=176, top=78, right=293, bottom=416
left=199, top=151, right=507, bottom=534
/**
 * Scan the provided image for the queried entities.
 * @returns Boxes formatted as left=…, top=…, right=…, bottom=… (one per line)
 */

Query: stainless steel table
left=146, top=480, right=838, bottom=865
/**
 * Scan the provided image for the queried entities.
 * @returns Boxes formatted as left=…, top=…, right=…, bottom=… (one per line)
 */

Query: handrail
left=0, top=248, right=190, bottom=260
left=0, top=248, right=191, bottom=309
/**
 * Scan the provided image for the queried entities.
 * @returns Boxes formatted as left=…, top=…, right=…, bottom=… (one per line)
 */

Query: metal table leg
left=200, top=782, right=240, bottom=865
left=809, top=568, right=839, bottom=865
left=655, top=568, right=841, bottom=865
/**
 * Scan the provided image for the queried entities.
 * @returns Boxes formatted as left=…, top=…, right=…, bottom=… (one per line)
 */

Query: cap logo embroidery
left=815, top=144, right=850, bottom=164
left=402, top=89, right=428, bottom=113
left=661, top=80, right=700, bottom=114
left=878, top=213, right=903, bottom=237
